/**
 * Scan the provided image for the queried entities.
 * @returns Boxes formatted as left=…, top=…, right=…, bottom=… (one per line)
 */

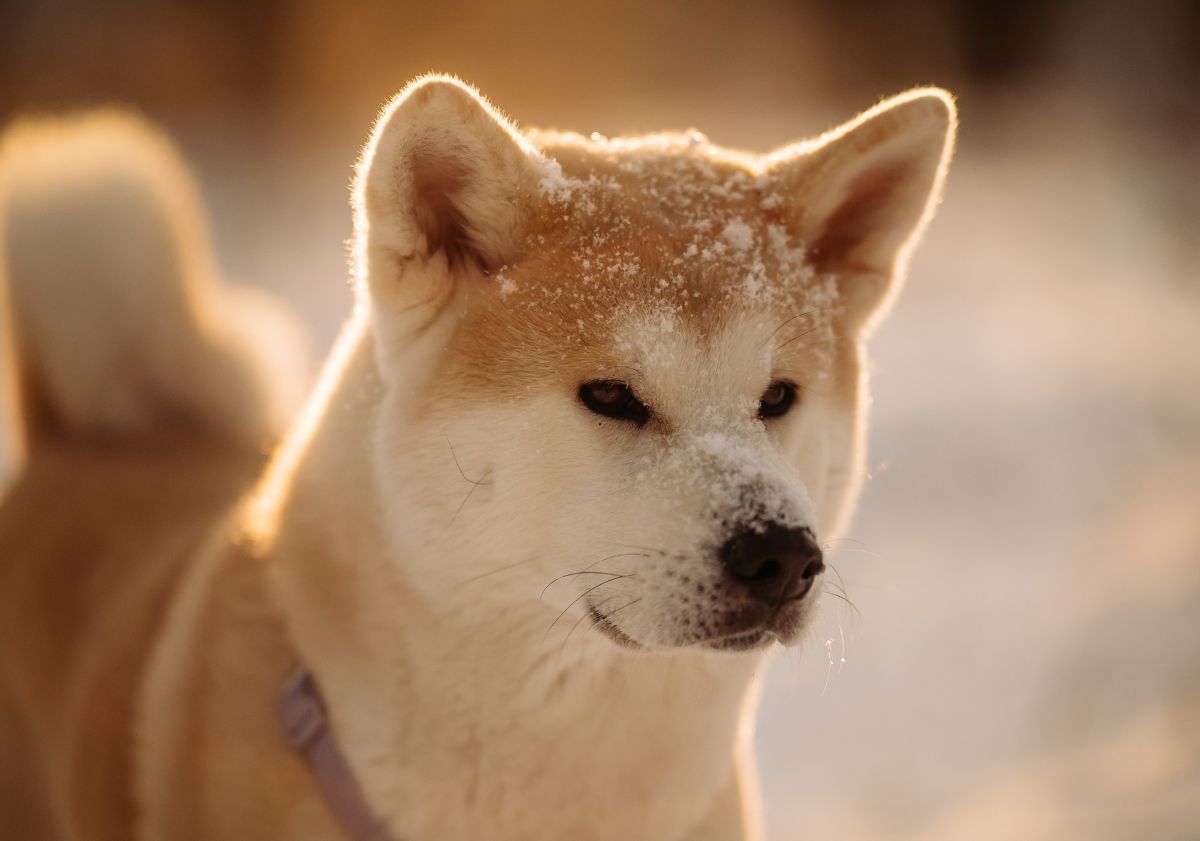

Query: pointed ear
left=765, top=88, right=956, bottom=332
left=352, top=76, right=544, bottom=300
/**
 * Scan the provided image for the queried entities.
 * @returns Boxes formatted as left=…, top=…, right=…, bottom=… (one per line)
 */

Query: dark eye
left=758, top=380, right=798, bottom=420
left=579, top=380, right=650, bottom=426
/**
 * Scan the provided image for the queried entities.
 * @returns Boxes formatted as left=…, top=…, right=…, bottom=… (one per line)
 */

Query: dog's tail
left=0, top=110, right=308, bottom=489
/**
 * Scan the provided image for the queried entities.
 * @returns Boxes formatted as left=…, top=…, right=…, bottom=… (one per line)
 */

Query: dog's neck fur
left=254, top=314, right=764, bottom=840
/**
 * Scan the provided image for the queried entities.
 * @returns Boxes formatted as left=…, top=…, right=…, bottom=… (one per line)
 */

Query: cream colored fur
left=0, top=77, right=955, bottom=841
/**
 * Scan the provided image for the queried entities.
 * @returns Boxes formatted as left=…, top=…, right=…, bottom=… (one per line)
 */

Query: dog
left=0, top=76, right=955, bottom=840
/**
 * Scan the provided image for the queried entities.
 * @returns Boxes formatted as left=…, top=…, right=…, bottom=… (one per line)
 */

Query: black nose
left=720, top=524, right=825, bottom=605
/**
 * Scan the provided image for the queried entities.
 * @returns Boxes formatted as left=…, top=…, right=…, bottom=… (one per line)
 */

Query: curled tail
left=0, top=110, right=308, bottom=487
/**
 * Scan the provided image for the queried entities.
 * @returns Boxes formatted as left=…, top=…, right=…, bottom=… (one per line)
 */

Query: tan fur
left=0, top=433, right=267, bottom=840
left=0, top=76, right=954, bottom=840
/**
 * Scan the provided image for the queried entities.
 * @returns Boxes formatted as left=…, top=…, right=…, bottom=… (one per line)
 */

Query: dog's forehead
left=529, top=134, right=785, bottom=266
left=514, top=136, right=832, bottom=322
left=445, top=136, right=840, bottom=398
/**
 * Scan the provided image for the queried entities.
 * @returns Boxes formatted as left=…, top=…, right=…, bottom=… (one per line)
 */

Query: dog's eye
left=579, top=380, right=650, bottom=426
left=758, top=380, right=798, bottom=420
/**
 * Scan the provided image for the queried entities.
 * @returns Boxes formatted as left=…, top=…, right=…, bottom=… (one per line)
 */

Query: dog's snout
left=720, top=525, right=824, bottom=605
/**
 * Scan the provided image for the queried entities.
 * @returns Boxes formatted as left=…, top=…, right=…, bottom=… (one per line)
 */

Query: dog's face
left=354, top=78, right=954, bottom=654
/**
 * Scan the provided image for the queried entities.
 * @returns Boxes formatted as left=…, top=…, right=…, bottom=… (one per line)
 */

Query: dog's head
left=352, top=76, right=954, bottom=653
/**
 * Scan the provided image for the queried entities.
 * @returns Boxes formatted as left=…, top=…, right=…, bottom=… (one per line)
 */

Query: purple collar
left=279, top=669, right=400, bottom=841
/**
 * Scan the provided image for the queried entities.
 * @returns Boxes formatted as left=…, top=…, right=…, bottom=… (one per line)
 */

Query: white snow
left=721, top=219, right=755, bottom=252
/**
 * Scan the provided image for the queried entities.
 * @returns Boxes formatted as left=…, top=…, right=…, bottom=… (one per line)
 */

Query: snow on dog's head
left=352, top=75, right=955, bottom=652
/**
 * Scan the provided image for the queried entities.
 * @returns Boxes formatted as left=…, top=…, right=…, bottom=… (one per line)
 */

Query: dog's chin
left=703, top=627, right=779, bottom=652
left=699, top=610, right=811, bottom=653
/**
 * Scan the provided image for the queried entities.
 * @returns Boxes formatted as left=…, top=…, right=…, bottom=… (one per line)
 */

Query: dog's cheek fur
left=370, top=395, right=594, bottom=608
left=786, top=332, right=865, bottom=542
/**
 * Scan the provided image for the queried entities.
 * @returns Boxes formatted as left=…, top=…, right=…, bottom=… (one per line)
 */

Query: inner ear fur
left=353, top=75, right=545, bottom=293
left=766, top=88, right=957, bottom=331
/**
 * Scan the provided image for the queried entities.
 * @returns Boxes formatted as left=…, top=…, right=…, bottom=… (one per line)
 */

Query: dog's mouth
left=588, top=605, right=644, bottom=650
left=587, top=579, right=818, bottom=653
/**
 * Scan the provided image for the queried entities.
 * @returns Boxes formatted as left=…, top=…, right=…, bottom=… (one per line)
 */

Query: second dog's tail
left=0, top=110, right=308, bottom=489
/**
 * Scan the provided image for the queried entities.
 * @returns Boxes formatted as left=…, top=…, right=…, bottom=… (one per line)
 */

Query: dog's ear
left=352, top=76, right=543, bottom=300
left=765, top=89, right=956, bottom=332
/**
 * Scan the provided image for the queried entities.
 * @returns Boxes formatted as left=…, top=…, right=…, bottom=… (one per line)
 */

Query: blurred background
left=2, top=1, right=1197, bottom=838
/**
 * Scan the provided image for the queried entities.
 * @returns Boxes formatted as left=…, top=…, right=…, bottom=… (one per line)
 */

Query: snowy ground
left=2, top=87, right=1195, bottom=839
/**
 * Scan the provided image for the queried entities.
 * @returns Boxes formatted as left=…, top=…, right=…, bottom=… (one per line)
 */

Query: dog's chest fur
left=350, top=613, right=761, bottom=839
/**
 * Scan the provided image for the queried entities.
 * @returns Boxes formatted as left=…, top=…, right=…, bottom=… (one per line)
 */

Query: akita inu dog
left=0, top=76, right=955, bottom=840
